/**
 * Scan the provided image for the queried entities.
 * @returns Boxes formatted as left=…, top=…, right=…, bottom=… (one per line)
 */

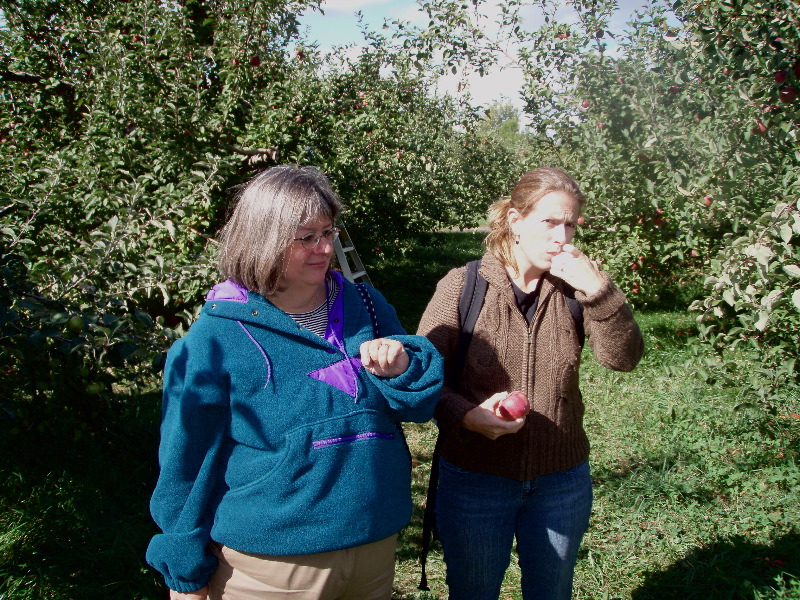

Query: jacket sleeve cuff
left=371, top=335, right=444, bottom=423
left=146, top=530, right=218, bottom=593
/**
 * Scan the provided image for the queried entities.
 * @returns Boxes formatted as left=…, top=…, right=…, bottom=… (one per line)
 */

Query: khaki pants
left=207, top=535, right=397, bottom=600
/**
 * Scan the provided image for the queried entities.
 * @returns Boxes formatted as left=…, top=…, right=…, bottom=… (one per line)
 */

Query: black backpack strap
left=562, top=284, right=585, bottom=347
left=454, top=259, right=488, bottom=377
left=418, top=432, right=442, bottom=590
left=419, top=258, right=487, bottom=591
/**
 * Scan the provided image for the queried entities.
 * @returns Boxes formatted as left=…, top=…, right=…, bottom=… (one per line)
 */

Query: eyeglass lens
left=297, top=229, right=339, bottom=250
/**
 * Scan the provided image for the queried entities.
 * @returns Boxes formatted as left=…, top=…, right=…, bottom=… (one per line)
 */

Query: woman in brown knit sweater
left=417, top=167, right=644, bottom=600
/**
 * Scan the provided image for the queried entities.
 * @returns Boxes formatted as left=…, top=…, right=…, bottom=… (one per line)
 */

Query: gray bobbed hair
left=217, top=165, right=343, bottom=296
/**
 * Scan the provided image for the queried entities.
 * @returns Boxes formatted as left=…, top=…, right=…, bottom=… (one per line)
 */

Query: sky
left=298, top=0, right=673, bottom=112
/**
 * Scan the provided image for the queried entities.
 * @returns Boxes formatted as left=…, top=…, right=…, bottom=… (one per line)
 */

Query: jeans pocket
left=440, top=457, right=473, bottom=476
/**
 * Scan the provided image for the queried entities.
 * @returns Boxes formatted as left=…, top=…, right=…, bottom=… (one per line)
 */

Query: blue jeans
left=436, top=458, right=593, bottom=600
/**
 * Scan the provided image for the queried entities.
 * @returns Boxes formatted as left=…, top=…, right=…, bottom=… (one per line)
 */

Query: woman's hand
left=461, top=392, right=526, bottom=440
left=549, top=243, right=604, bottom=296
left=170, top=586, right=208, bottom=600
left=360, top=338, right=410, bottom=378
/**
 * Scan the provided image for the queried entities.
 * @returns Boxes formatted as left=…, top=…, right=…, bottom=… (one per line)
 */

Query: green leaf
left=761, top=289, right=782, bottom=309
left=723, top=289, right=735, bottom=306
left=754, top=309, right=770, bottom=331
left=744, top=243, right=774, bottom=266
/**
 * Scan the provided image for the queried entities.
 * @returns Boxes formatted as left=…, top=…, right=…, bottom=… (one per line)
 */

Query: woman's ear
left=507, top=208, right=522, bottom=235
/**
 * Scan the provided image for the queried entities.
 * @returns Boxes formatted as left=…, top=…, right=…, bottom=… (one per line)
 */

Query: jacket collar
left=202, top=271, right=348, bottom=331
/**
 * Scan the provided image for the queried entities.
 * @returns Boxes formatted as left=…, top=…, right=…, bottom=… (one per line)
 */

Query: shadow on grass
left=0, top=394, right=165, bottom=600
left=631, top=534, right=800, bottom=600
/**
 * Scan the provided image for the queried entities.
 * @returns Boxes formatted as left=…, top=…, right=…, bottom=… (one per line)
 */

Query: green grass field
left=1, top=231, right=798, bottom=599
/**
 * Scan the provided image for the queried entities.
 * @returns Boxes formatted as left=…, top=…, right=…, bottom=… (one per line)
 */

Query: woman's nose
left=315, top=236, right=335, bottom=254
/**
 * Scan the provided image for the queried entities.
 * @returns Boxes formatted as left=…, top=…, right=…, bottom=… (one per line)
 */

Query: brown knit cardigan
left=416, top=251, right=645, bottom=481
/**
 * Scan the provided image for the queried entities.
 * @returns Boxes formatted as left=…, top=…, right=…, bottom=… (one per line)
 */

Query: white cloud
left=317, top=0, right=394, bottom=15
left=394, top=3, right=428, bottom=24
left=437, top=66, right=525, bottom=111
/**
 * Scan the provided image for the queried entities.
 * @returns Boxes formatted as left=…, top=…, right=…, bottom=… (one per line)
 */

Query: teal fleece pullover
left=146, top=272, right=443, bottom=593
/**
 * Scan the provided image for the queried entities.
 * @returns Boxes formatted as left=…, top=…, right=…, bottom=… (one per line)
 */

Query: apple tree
left=676, top=0, right=800, bottom=402
left=1, top=0, right=524, bottom=438
left=395, top=0, right=799, bottom=401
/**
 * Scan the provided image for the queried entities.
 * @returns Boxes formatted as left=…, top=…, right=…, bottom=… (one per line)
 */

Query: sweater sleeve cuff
left=575, top=272, right=629, bottom=321
left=434, top=387, right=476, bottom=434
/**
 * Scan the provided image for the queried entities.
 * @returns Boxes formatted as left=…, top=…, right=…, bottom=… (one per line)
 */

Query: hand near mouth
left=549, top=243, right=604, bottom=296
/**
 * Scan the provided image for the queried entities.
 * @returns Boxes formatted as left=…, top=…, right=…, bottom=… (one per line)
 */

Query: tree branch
left=225, top=144, right=281, bottom=167
left=0, top=70, right=44, bottom=84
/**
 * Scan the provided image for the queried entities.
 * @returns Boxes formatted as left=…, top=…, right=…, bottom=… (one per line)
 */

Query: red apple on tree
left=775, top=70, right=788, bottom=83
left=497, top=391, right=530, bottom=421
left=779, top=86, right=797, bottom=103
left=250, top=55, right=261, bottom=67
left=703, top=195, right=713, bottom=206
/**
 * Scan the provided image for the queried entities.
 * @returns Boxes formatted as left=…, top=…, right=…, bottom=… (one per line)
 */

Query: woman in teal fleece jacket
left=146, top=165, right=443, bottom=600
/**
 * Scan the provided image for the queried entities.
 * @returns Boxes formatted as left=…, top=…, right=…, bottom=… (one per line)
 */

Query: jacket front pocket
left=214, top=410, right=412, bottom=555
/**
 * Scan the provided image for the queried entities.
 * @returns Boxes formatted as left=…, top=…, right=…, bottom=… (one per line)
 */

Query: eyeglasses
left=293, top=227, right=340, bottom=251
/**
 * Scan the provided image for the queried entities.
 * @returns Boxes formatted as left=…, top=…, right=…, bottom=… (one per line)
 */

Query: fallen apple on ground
left=498, top=391, right=530, bottom=420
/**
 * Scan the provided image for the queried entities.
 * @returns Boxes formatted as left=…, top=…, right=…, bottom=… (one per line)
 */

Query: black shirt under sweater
left=510, top=278, right=543, bottom=325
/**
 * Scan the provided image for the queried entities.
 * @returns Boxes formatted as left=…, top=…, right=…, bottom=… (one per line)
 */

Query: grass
left=1, top=231, right=798, bottom=599
left=0, top=394, right=164, bottom=600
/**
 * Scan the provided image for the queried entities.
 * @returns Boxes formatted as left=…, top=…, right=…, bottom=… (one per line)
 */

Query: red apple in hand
left=498, top=391, right=530, bottom=421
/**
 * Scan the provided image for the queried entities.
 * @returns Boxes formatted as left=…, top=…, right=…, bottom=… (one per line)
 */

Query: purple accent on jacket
left=306, top=270, right=364, bottom=400
left=308, top=357, right=363, bottom=398
left=237, top=322, right=272, bottom=389
left=206, top=280, right=249, bottom=303
left=312, top=431, right=396, bottom=450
